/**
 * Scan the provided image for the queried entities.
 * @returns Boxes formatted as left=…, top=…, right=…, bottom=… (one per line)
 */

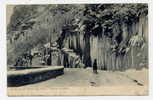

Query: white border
left=0, top=0, right=153, bottom=100
left=1, top=0, right=152, bottom=4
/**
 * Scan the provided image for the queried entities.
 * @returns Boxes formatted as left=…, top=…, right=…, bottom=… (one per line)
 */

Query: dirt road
left=7, top=68, right=148, bottom=96
left=11, top=68, right=148, bottom=87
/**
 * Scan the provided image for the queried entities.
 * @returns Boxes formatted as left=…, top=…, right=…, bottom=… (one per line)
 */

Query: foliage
left=63, top=4, right=148, bottom=56
left=7, top=4, right=148, bottom=64
left=7, top=4, right=79, bottom=64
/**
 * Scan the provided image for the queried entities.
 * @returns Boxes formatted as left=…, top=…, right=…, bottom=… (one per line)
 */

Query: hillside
left=7, top=4, right=148, bottom=71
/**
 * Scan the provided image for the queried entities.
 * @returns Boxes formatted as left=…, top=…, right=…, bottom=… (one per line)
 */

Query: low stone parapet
left=7, top=66, right=64, bottom=87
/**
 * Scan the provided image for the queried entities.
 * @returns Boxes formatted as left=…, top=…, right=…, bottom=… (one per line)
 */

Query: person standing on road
left=28, top=53, right=33, bottom=66
left=93, top=59, right=98, bottom=74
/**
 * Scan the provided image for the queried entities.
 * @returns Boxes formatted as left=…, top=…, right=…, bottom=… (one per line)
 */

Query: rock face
left=61, top=48, right=85, bottom=68
left=60, top=15, right=148, bottom=71
left=50, top=47, right=85, bottom=68
left=7, top=5, right=77, bottom=64
left=7, top=4, right=148, bottom=71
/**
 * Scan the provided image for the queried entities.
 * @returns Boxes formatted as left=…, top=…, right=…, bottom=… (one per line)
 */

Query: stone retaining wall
left=7, top=66, right=64, bottom=87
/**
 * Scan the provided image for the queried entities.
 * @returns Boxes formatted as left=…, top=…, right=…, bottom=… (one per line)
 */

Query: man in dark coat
left=28, top=54, right=33, bottom=66
left=93, top=59, right=98, bottom=74
left=63, top=53, right=69, bottom=68
left=46, top=55, right=51, bottom=65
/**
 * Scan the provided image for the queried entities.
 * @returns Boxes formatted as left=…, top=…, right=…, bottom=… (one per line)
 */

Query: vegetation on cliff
left=58, top=4, right=148, bottom=70
left=7, top=4, right=148, bottom=70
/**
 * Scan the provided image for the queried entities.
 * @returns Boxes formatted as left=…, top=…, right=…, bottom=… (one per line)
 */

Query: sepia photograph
left=6, top=4, right=148, bottom=96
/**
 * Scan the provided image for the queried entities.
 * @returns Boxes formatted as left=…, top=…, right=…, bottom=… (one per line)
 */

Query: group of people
left=14, top=53, right=33, bottom=67
left=14, top=49, right=98, bottom=74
